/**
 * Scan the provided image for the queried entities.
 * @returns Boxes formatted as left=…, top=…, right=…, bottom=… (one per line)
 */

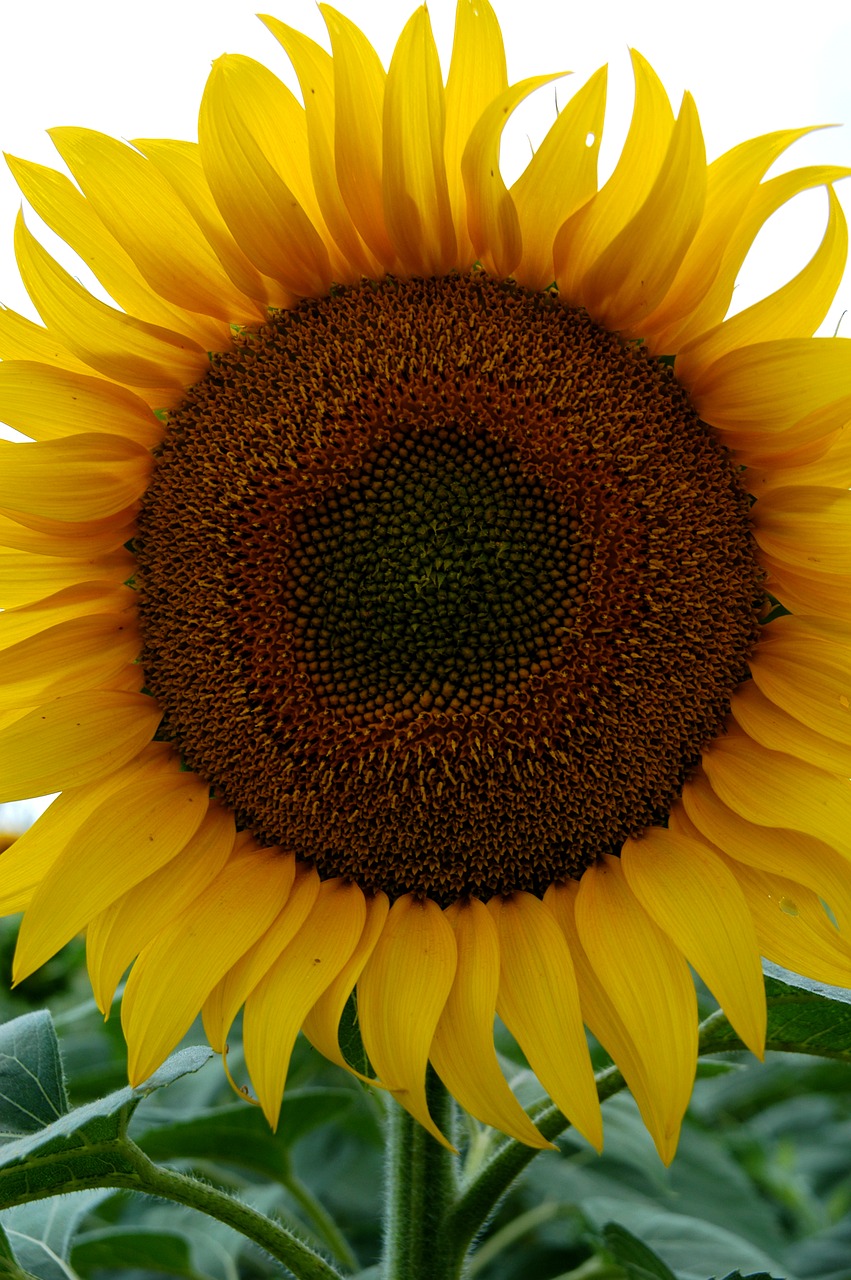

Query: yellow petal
left=199, top=57, right=333, bottom=298
left=243, top=879, right=367, bottom=1129
left=14, top=772, right=208, bottom=982
left=659, top=162, right=851, bottom=353
left=202, top=858, right=315, bottom=1052
left=681, top=768, right=851, bottom=935
left=764, top=558, right=851, bottom=622
left=0, top=544, right=134, bottom=609
left=461, top=73, right=564, bottom=278
left=752, top=485, right=851, bottom=576
left=581, top=93, right=707, bottom=332
left=0, top=583, right=133, bottom=650
left=87, top=800, right=236, bottom=1013
left=444, top=0, right=508, bottom=266
left=0, top=613, right=139, bottom=711
left=621, top=827, right=765, bottom=1056
left=676, top=187, right=846, bottom=385
left=555, top=50, right=674, bottom=301
left=0, top=304, right=94, bottom=373
left=545, top=880, right=680, bottom=1165
left=487, top=891, right=602, bottom=1152
left=702, top=726, right=851, bottom=861
left=383, top=7, right=456, bottom=276
left=0, top=742, right=174, bottom=914
left=0, top=361, right=161, bottom=447
left=511, top=67, right=607, bottom=292
left=731, top=679, right=851, bottom=776
left=134, top=136, right=286, bottom=309
left=689, top=338, right=851, bottom=434
left=15, top=214, right=206, bottom=392
left=122, top=845, right=294, bottom=1084
left=574, top=856, right=697, bottom=1159
left=48, top=128, right=261, bottom=323
left=746, top=423, right=851, bottom=495
left=6, top=153, right=230, bottom=350
left=320, top=4, right=396, bottom=267
left=358, top=894, right=457, bottom=1147
left=749, top=627, right=851, bottom=745
left=0, top=433, right=150, bottom=523
left=258, top=17, right=379, bottom=278
left=717, top=852, right=851, bottom=990
left=640, top=126, right=821, bottom=348
left=0, top=689, right=160, bottom=802
left=430, top=898, right=551, bottom=1149
left=301, top=889, right=389, bottom=1076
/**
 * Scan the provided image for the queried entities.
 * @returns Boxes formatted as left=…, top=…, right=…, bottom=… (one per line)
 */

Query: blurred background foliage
left=2, top=907, right=851, bottom=1280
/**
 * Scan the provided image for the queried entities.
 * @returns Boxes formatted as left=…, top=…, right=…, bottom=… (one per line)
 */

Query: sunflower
left=1, top=0, right=851, bottom=1167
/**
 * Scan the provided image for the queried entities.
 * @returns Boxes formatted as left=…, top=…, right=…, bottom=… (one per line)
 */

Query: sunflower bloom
left=2, top=1, right=851, bottom=1167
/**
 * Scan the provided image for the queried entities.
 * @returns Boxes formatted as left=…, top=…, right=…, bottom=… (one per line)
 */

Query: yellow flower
left=2, top=1, right=851, bottom=1166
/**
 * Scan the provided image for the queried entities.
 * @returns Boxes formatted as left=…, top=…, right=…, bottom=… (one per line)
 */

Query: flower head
left=2, top=0, right=851, bottom=1164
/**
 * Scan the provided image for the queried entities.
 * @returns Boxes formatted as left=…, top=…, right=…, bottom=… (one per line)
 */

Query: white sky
left=0, top=1, right=849, bottom=833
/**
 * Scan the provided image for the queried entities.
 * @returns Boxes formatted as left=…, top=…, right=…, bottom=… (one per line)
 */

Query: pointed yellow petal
left=14, top=772, right=208, bottom=982
left=702, top=727, right=851, bottom=861
left=0, top=305, right=94, bottom=373
left=621, top=828, right=765, bottom=1056
left=0, top=613, right=139, bottom=711
left=199, top=57, right=333, bottom=297
left=0, top=583, right=133, bottom=650
left=6, top=153, right=230, bottom=350
left=0, top=690, right=160, bottom=802
left=0, top=544, right=134, bottom=609
left=202, top=858, right=315, bottom=1052
left=122, top=845, right=294, bottom=1084
left=581, top=93, right=707, bottom=331
left=682, top=769, right=851, bottom=935
left=764, top=558, right=851, bottom=622
left=545, top=880, right=679, bottom=1164
left=487, top=891, right=602, bottom=1152
left=689, top=338, right=851, bottom=435
left=753, top=485, right=851, bottom=576
left=302, top=890, right=389, bottom=1076
left=320, top=4, right=396, bottom=267
left=717, top=852, right=851, bottom=990
left=358, top=894, right=457, bottom=1147
left=243, top=879, right=367, bottom=1129
left=660, top=163, right=851, bottom=353
left=444, top=0, right=508, bottom=266
left=15, top=215, right=206, bottom=391
left=746, top=423, right=851, bottom=495
left=48, top=128, right=261, bottom=323
left=0, top=361, right=161, bottom=447
left=462, top=75, right=563, bottom=278
left=258, top=17, right=378, bottom=278
left=676, top=187, right=846, bottom=383
left=0, top=512, right=135, bottom=560
left=134, top=137, right=284, bottom=309
left=0, top=434, right=150, bottom=523
left=382, top=7, right=456, bottom=276
left=87, top=801, right=236, bottom=1013
left=511, top=67, right=607, bottom=291
left=574, top=856, right=697, bottom=1158
left=555, top=50, right=674, bottom=301
left=748, top=624, right=851, bottom=745
left=731, top=679, right=851, bottom=776
left=430, top=898, right=551, bottom=1149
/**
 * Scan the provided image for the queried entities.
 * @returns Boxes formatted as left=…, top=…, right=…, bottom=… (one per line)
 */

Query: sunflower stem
left=120, top=1141, right=345, bottom=1280
left=381, top=1070, right=458, bottom=1280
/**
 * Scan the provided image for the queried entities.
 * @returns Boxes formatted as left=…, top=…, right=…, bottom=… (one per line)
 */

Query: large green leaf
left=701, top=970, right=851, bottom=1062
left=599, top=1222, right=677, bottom=1279
left=1, top=1192, right=112, bottom=1280
left=71, top=1226, right=202, bottom=1279
left=0, top=1015, right=68, bottom=1141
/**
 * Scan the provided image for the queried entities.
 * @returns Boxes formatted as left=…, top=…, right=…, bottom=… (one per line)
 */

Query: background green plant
left=2, top=913, right=850, bottom=1280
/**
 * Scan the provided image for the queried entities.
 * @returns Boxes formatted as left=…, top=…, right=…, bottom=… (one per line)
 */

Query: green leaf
left=0, top=1046, right=212, bottom=1210
left=2, top=1192, right=111, bottom=1280
left=71, top=1226, right=202, bottom=1279
left=0, top=1015, right=68, bottom=1140
left=601, top=1222, right=677, bottom=1279
left=701, top=971, right=851, bottom=1063
left=136, top=1088, right=353, bottom=1182
left=715, top=1273, right=782, bottom=1279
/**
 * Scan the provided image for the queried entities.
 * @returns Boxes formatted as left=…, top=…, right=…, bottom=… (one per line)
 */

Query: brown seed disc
left=136, top=274, right=764, bottom=901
